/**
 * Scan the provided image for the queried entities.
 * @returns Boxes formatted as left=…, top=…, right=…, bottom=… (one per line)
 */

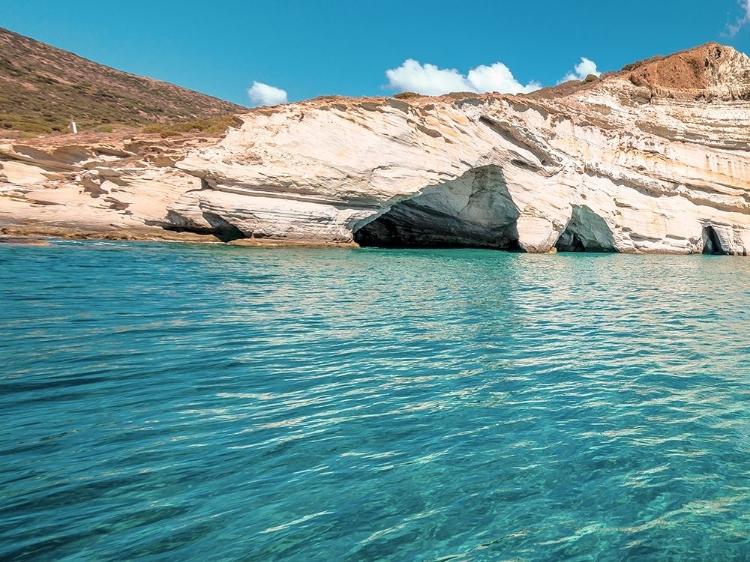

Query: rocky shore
left=3, top=43, right=750, bottom=254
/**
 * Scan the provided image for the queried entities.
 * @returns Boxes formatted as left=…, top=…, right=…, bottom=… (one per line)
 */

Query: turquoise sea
left=1, top=241, right=749, bottom=561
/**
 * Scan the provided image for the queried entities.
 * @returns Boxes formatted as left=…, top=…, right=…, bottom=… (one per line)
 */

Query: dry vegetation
left=0, top=27, right=245, bottom=135
left=141, top=115, right=242, bottom=137
left=393, top=92, right=423, bottom=100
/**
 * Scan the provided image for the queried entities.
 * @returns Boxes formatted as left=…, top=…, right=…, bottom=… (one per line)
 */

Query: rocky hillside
left=168, top=42, right=750, bottom=254
left=0, top=27, right=244, bottom=134
left=3, top=42, right=750, bottom=254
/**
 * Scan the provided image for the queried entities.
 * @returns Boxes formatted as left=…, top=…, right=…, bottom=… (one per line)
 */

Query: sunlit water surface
left=1, top=242, right=749, bottom=561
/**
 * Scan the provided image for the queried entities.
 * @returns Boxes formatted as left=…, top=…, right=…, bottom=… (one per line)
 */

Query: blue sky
left=2, top=1, right=750, bottom=106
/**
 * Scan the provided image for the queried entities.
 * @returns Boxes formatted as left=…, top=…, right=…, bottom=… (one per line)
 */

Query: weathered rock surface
left=0, top=132, right=212, bottom=241
left=4, top=43, right=750, bottom=253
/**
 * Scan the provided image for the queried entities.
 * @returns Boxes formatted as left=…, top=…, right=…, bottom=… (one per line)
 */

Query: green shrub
left=393, top=92, right=422, bottom=100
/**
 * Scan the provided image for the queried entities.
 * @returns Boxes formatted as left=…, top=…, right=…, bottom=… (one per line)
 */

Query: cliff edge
left=3, top=43, right=750, bottom=254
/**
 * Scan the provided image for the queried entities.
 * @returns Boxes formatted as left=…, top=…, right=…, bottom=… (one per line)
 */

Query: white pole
left=71, top=121, right=78, bottom=134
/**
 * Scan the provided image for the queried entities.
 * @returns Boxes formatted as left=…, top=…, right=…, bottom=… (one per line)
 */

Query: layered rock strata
left=0, top=133, right=211, bottom=240
left=3, top=43, right=750, bottom=254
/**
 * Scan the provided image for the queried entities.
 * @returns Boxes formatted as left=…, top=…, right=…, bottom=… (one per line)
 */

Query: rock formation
left=0, top=132, right=210, bottom=241
left=3, top=43, right=750, bottom=254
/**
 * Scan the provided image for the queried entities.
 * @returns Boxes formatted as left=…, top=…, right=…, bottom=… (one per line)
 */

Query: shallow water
left=1, top=242, right=749, bottom=561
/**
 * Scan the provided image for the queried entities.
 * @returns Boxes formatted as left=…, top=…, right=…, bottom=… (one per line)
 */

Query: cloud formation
left=248, top=81, right=288, bottom=106
left=727, top=0, right=750, bottom=37
left=559, top=58, right=601, bottom=84
left=385, top=60, right=540, bottom=96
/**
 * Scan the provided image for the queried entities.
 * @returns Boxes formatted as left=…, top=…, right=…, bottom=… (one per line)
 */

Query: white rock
left=170, top=44, right=750, bottom=254
left=3, top=43, right=750, bottom=254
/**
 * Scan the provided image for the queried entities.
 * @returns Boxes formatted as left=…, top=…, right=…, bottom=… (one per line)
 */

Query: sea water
left=1, top=241, right=749, bottom=561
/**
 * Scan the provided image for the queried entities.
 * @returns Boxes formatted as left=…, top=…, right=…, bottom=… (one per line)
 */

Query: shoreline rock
left=3, top=43, right=750, bottom=255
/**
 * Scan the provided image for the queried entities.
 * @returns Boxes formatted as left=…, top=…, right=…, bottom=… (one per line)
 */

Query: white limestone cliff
left=3, top=43, right=750, bottom=254
left=0, top=136, right=205, bottom=240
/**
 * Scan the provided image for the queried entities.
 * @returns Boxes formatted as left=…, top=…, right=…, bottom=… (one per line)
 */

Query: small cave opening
left=161, top=210, right=246, bottom=242
left=202, top=212, right=247, bottom=242
left=702, top=225, right=726, bottom=255
left=555, top=230, right=586, bottom=252
left=352, top=166, right=521, bottom=250
left=555, top=205, right=616, bottom=253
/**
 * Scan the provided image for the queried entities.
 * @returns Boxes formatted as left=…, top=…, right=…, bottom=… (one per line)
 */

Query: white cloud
left=385, top=59, right=540, bottom=96
left=727, top=0, right=750, bottom=37
left=558, top=58, right=601, bottom=84
left=467, top=63, right=541, bottom=95
left=247, top=81, right=288, bottom=106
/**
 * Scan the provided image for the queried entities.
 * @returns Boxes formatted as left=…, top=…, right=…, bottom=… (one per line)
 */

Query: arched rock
left=702, top=225, right=727, bottom=255
left=555, top=205, right=616, bottom=252
left=353, top=166, right=521, bottom=249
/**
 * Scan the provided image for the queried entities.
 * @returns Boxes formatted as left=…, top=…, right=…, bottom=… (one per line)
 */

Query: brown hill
left=530, top=42, right=750, bottom=102
left=0, top=27, right=245, bottom=134
left=621, top=42, right=750, bottom=98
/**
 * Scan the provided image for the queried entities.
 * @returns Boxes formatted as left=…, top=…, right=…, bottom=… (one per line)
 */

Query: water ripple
left=0, top=244, right=749, bottom=560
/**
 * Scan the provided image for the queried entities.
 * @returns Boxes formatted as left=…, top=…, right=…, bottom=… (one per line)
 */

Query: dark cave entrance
left=702, top=226, right=726, bottom=255
left=555, top=206, right=616, bottom=253
left=555, top=230, right=586, bottom=252
left=353, top=199, right=521, bottom=249
left=353, top=166, right=521, bottom=250
left=163, top=210, right=246, bottom=242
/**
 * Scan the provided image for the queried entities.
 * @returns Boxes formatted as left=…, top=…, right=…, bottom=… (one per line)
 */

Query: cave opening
left=353, top=166, right=522, bottom=250
left=702, top=225, right=726, bottom=255
left=353, top=199, right=521, bottom=249
left=555, top=206, right=616, bottom=253
left=555, top=230, right=586, bottom=252
left=202, top=212, right=246, bottom=242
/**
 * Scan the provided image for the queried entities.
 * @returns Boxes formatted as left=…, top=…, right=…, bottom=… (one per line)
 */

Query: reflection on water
left=0, top=243, right=749, bottom=561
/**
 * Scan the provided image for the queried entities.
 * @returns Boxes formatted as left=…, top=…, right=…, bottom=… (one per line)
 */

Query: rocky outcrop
left=169, top=43, right=750, bottom=254
left=0, top=132, right=210, bottom=240
left=3, top=43, right=750, bottom=254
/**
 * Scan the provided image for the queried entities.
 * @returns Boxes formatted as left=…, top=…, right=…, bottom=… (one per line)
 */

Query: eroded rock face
left=3, top=43, right=750, bottom=253
left=352, top=166, right=520, bottom=249
left=555, top=206, right=615, bottom=253
left=168, top=43, right=750, bottom=254
left=0, top=133, right=211, bottom=240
